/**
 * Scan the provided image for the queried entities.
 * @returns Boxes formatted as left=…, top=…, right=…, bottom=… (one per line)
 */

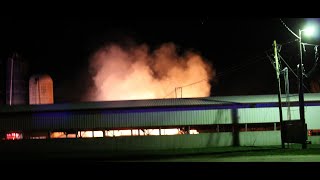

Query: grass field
left=2, top=143, right=320, bottom=162
left=115, top=144, right=320, bottom=162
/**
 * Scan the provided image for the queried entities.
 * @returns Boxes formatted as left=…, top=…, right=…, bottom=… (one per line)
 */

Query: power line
left=266, top=51, right=276, bottom=71
left=163, top=39, right=311, bottom=99
left=180, top=78, right=207, bottom=88
left=216, top=55, right=269, bottom=78
left=278, top=54, right=297, bottom=77
left=163, top=89, right=176, bottom=99
left=278, top=53, right=311, bottom=93
left=279, top=39, right=299, bottom=46
left=267, top=46, right=311, bottom=93
left=162, top=78, right=209, bottom=99
left=279, top=18, right=299, bottom=39
left=265, top=40, right=297, bottom=54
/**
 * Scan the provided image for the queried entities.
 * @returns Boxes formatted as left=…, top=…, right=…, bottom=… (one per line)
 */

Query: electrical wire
left=279, top=39, right=299, bottom=46
left=278, top=54, right=311, bottom=93
left=163, top=52, right=272, bottom=99
left=163, top=38, right=313, bottom=99
left=180, top=79, right=207, bottom=88
left=279, top=18, right=299, bottom=39
left=163, top=78, right=209, bottom=99
left=216, top=55, right=269, bottom=78
left=266, top=51, right=276, bottom=71
left=278, top=54, right=298, bottom=78
left=163, top=89, right=177, bottom=99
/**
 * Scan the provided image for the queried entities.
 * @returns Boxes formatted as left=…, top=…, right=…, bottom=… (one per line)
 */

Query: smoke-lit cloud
left=84, top=42, right=215, bottom=101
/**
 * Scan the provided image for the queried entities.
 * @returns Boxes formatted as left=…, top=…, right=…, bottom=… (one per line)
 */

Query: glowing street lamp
left=303, top=27, right=315, bottom=37
left=298, top=25, right=316, bottom=149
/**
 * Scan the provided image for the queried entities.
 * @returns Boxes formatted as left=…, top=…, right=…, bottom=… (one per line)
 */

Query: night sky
left=1, top=17, right=320, bottom=103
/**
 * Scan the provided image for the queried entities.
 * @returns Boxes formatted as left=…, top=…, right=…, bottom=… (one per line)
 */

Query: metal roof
left=1, top=93, right=320, bottom=113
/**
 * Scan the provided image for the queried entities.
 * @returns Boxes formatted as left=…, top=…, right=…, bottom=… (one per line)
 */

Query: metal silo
left=0, top=58, right=5, bottom=105
left=29, top=74, right=54, bottom=105
left=5, top=53, right=29, bottom=105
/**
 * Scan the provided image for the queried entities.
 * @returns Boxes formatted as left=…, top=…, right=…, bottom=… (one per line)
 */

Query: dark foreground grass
left=1, top=143, right=320, bottom=161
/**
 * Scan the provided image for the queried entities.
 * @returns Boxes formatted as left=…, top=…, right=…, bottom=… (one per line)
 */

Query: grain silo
left=5, top=53, right=29, bottom=105
left=0, top=59, right=6, bottom=105
left=29, top=74, right=54, bottom=105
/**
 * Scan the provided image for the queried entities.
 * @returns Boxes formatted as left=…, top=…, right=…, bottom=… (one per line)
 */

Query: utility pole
left=9, top=55, right=14, bottom=106
left=274, top=40, right=285, bottom=149
left=298, top=29, right=307, bottom=149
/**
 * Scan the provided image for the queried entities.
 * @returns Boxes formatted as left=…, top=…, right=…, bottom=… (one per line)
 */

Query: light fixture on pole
left=298, top=25, right=316, bottom=149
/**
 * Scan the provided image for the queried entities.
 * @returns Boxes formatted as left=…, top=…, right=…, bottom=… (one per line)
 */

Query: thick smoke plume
left=85, top=42, right=214, bottom=101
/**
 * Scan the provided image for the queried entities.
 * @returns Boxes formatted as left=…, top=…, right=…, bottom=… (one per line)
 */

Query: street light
left=298, top=26, right=316, bottom=149
left=303, top=27, right=315, bottom=37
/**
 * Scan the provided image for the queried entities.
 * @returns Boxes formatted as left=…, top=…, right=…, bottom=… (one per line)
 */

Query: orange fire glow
left=85, top=42, right=214, bottom=101
left=49, top=129, right=199, bottom=139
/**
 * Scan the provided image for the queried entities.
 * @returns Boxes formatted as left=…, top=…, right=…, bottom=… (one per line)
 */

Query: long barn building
left=0, top=93, right=320, bottom=156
